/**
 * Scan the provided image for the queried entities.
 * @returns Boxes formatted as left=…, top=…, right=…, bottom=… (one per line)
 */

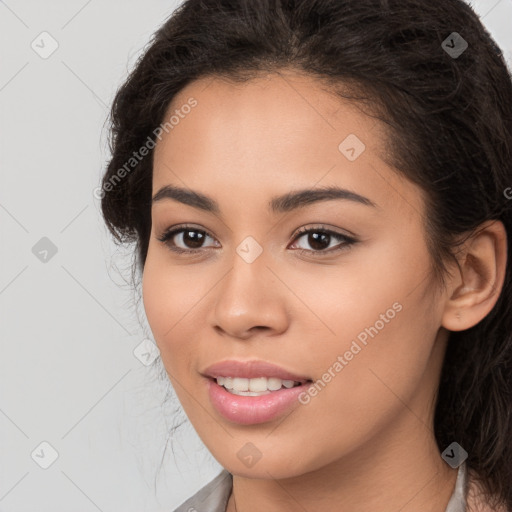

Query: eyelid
left=291, top=223, right=357, bottom=241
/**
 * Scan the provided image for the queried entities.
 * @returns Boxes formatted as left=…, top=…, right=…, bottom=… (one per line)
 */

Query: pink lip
left=202, top=359, right=310, bottom=382
left=202, top=360, right=312, bottom=425
left=206, top=378, right=311, bottom=425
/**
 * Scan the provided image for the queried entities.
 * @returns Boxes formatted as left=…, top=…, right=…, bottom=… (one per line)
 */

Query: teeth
left=215, top=376, right=302, bottom=393
left=248, top=377, right=267, bottom=392
left=233, top=377, right=249, bottom=391
left=267, top=377, right=283, bottom=391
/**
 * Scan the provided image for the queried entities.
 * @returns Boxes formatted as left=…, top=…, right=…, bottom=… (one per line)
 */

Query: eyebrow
left=152, top=184, right=377, bottom=214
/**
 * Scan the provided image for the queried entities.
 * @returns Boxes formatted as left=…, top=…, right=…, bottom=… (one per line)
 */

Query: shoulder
left=466, top=469, right=509, bottom=512
left=172, top=469, right=233, bottom=512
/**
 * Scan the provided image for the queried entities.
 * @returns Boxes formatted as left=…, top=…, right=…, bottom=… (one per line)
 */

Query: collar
left=444, top=462, right=468, bottom=512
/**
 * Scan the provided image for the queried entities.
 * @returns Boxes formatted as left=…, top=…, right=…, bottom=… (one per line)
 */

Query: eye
left=157, top=224, right=357, bottom=257
left=157, top=224, right=219, bottom=254
left=289, top=225, right=357, bottom=256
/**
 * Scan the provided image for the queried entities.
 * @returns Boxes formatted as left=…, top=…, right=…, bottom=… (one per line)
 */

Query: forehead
left=151, top=71, right=424, bottom=222
left=155, top=70, right=377, bottom=161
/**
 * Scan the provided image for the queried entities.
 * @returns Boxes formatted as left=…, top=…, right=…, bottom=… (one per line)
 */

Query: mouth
left=204, top=375, right=313, bottom=425
left=202, top=360, right=314, bottom=424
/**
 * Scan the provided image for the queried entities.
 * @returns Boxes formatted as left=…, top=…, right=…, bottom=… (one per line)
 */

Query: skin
left=142, top=70, right=507, bottom=512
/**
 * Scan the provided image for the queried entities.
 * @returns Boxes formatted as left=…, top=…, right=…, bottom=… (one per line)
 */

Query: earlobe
left=441, top=220, right=507, bottom=332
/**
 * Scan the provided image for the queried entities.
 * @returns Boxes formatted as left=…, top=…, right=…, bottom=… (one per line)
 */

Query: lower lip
left=206, top=378, right=311, bottom=425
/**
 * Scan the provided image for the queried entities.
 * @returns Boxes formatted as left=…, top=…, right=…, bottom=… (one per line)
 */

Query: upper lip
left=202, top=360, right=311, bottom=382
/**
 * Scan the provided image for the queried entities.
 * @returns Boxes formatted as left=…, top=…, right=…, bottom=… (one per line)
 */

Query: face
left=143, top=70, right=450, bottom=479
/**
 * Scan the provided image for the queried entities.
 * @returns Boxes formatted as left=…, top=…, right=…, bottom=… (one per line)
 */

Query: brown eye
left=157, top=225, right=219, bottom=254
left=290, top=226, right=357, bottom=256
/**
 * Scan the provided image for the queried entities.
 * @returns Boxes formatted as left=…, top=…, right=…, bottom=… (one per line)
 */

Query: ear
left=441, top=220, right=508, bottom=332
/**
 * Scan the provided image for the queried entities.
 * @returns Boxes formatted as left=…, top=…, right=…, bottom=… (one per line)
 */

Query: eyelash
left=157, top=224, right=357, bottom=257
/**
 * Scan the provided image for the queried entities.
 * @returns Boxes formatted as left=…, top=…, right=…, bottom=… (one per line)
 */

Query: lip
left=202, top=359, right=311, bottom=382
left=202, top=360, right=313, bottom=425
left=205, top=378, right=312, bottom=425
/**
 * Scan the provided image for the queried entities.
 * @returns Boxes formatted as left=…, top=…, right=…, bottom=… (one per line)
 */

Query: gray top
left=173, top=462, right=468, bottom=512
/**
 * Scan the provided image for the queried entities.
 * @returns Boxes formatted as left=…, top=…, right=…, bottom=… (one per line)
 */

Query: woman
left=100, top=0, right=512, bottom=510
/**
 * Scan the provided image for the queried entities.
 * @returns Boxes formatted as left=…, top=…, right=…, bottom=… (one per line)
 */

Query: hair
left=100, top=0, right=512, bottom=508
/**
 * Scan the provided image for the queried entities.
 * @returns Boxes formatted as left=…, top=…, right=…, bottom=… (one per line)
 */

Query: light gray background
left=1, top=1, right=511, bottom=511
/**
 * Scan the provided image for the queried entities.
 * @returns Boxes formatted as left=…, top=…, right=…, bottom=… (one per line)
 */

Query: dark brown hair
left=101, top=0, right=512, bottom=507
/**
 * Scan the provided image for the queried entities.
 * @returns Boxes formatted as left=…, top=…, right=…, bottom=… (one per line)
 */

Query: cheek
left=298, top=239, right=440, bottom=411
left=141, top=249, right=198, bottom=367
left=298, top=236, right=434, bottom=352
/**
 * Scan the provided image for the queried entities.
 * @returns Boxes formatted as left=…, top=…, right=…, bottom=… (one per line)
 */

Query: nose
left=210, top=247, right=290, bottom=340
